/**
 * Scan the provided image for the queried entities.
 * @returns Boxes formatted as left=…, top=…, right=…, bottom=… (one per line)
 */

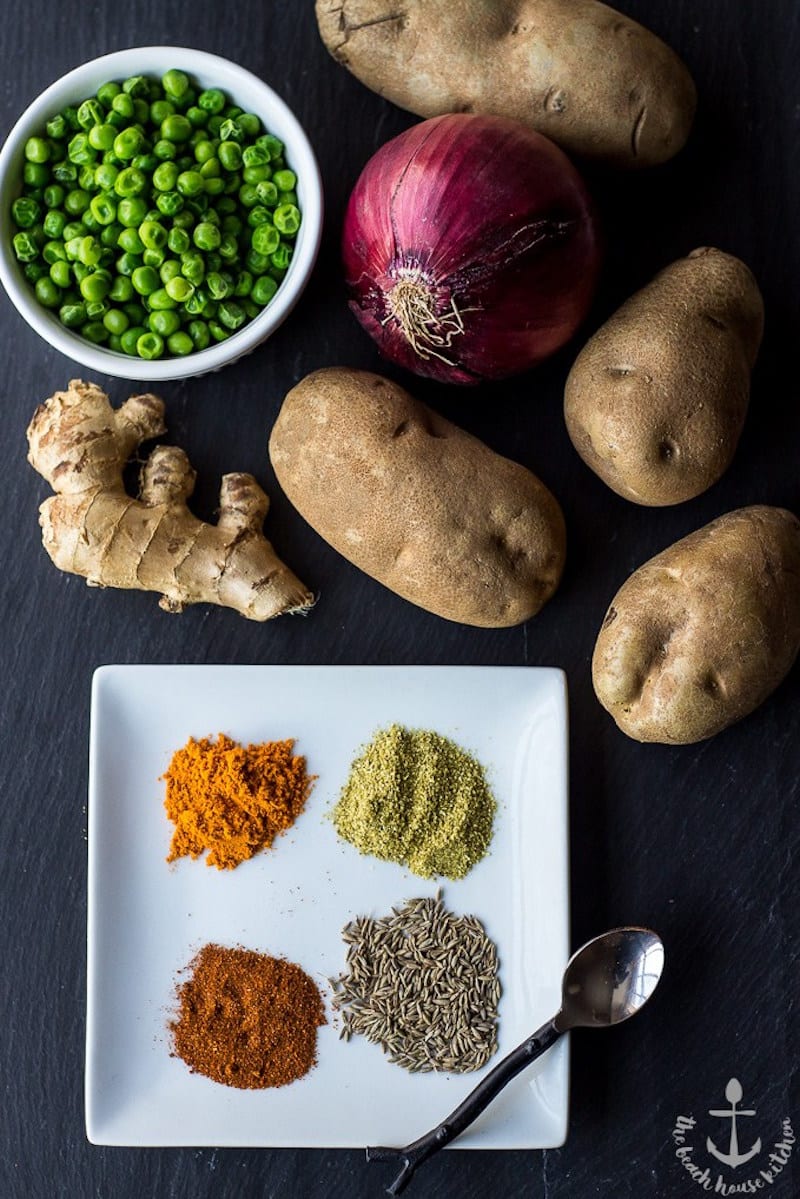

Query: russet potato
left=565, top=248, right=764, bottom=506
left=269, top=368, right=566, bottom=627
left=592, top=506, right=800, bottom=744
left=315, top=0, right=696, bottom=167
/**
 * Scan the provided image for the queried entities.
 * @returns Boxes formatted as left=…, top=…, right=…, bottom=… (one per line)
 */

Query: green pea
left=193, top=221, right=220, bottom=250
left=107, top=333, right=123, bottom=352
left=12, top=231, right=39, bottom=261
left=217, top=234, right=237, bottom=262
left=113, top=127, right=144, bottom=160
left=52, top=160, right=77, bottom=184
left=46, top=114, right=68, bottom=140
left=81, top=208, right=101, bottom=231
left=188, top=319, right=210, bottom=350
left=218, top=140, right=242, bottom=172
left=48, top=259, right=71, bottom=288
left=138, top=220, right=168, bottom=251
left=245, top=247, right=269, bottom=274
left=161, top=114, right=192, bottom=143
left=114, top=167, right=147, bottom=196
left=59, top=301, right=86, bottom=327
left=206, top=271, right=229, bottom=299
left=23, top=161, right=51, bottom=188
left=161, top=69, right=188, bottom=100
left=73, top=262, right=92, bottom=283
left=117, top=196, right=148, bottom=227
left=142, top=247, right=165, bottom=269
left=273, top=203, right=301, bottom=236
left=109, top=275, right=134, bottom=303
left=256, top=180, right=278, bottom=207
left=218, top=300, right=245, bottom=330
left=272, top=169, right=296, bottom=192
left=167, top=226, right=190, bottom=255
left=12, top=196, right=41, bottom=227
left=131, top=265, right=159, bottom=295
left=78, top=236, right=103, bottom=266
left=147, top=287, right=176, bottom=311
left=166, top=330, right=193, bottom=356
left=123, top=300, right=146, bottom=325
left=103, top=307, right=129, bottom=335
left=155, top=191, right=184, bottom=218
left=77, top=98, right=105, bottom=129
left=99, top=222, right=122, bottom=248
left=172, top=209, right=195, bottom=230
left=257, top=134, right=283, bottom=160
left=59, top=189, right=85, bottom=219
left=97, top=81, right=121, bottom=109
left=111, top=93, right=135, bottom=121
left=88, top=123, right=116, bottom=152
left=186, top=106, right=208, bottom=128
left=24, top=262, right=47, bottom=283
left=198, top=88, right=225, bottom=114
left=153, top=161, right=178, bottom=191
left=150, top=99, right=175, bottom=125
left=251, top=223, right=279, bottom=256
left=242, top=144, right=269, bottom=169
left=90, top=193, right=117, bottom=225
left=199, top=157, right=220, bottom=179
left=207, top=115, right=224, bottom=137
left=94, top=162, right=119, bottom=191
left=42, top=239, right=66, bottom=264
left=68, top=133, right=96, bottom=165
left=116, top=226, right=142, bottom=255
left=43, top=183, right=65, bottom=209
left=79, top=271, right=111, bottom=302
left=238, top=182, right=259, bottom=208
left=208, top=319, right=229, bottom=342
left=271, top=242, right=292, bottom=272
left=193, top=139, right=216, bottom=165
left=85, top=298, right=108, bottom=319
left=42, top=209, right=66, bottom=238
left=35, top=276, right=61, bottom=308
left=242, top=298, right=260, bottom=319
left=133, top=153, right=158, bottom=173
left=83, top=320, right=109, bottom=344
left=25, top=136, right=51, bottom=163
left=243, top=164, right=270, bottom=185
left=165, top=275, right=193, bottom=303
left=247, top=205, right=272, bottom=228
left=153, top=138, right=177, bottom=161
left=233, top=269, right=253, bottom=297
left=79, top=164, right=100, bottom=191
left=136, top=331, right=164, bottom=359
left=251, top=274, right=278, bottom=306
left=180, top=251, right=205, bottom=285
left=177, top=170, right=204, bottom=196
left=120, top=325, right=146, bottom=354
left=148, top=309, right=180, bottom=338
left=122, top=75, right=149, bottom=98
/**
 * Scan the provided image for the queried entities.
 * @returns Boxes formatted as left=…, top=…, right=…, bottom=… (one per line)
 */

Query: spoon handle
left=367, top=1015, right=562, bottom=1195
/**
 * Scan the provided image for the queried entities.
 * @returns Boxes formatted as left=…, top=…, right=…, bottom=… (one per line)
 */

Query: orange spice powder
left=163, top=734, right=314, bottom=869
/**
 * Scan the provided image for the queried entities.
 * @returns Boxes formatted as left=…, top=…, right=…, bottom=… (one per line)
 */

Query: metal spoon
left=367, top=926, right=665, bottom=1196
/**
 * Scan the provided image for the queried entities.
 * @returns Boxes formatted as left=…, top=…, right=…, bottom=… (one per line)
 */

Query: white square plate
left=86, top=665, right=569, bottom=1148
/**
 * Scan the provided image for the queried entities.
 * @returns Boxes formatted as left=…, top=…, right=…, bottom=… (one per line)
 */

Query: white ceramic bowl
left=0, top=46, right=323, bottom=381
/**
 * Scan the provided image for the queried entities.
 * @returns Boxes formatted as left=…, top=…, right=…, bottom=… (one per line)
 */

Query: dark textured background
left=1, top=2, right=797, bottom=1197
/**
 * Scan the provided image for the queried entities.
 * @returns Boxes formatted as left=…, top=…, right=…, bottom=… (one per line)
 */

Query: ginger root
left=27, top=380, right=313, bottom=621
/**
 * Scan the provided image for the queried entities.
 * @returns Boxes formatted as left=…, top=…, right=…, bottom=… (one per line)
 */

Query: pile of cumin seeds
left=330, top=893, right=501, bottom=1074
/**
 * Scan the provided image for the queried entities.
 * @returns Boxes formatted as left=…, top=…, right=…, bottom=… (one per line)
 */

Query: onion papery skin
left=343, top=113, right=602, bottom=385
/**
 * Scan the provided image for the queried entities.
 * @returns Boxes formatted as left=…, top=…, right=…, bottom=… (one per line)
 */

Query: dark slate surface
left=1, top=3, right=797, bottom=1197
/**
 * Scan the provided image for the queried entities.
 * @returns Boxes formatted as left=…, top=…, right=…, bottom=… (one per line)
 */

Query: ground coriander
left=331, top=724, right=496, bottom=879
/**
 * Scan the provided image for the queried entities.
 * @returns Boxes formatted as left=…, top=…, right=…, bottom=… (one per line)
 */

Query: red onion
left=343, top=114, right=602, bottom=385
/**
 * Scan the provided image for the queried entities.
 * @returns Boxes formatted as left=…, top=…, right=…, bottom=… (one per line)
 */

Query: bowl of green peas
left=0, top=46, right=323, bottom=379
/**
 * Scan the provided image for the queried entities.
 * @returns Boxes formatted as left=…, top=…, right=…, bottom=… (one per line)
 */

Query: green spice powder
left=332, top=724, right=496, bottom=879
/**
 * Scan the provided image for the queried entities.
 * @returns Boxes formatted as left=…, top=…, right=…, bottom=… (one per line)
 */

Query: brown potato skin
left=592, top=506, right=800, bottom=744
left=315, top=0, right=696, bottom=167
left=565, top=249, right=765, bottom=506
left=269, top=368, right=566, bottom=627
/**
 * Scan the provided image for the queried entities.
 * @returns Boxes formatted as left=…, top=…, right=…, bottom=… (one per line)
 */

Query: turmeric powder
left=163, top=734, right=314, bottom=869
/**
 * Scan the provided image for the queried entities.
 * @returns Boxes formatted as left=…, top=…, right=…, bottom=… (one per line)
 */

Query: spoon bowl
left=556, top=926, right=665, bottom=1031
